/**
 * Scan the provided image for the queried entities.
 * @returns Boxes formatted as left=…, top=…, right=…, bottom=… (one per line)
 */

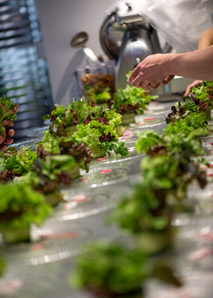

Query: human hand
left=162, top=75, right=175, bottom=85
left=184, top=80, right=202, bottom=96
left=128, top=53, right=175, bottom=90
left=0, top=120, right=15, bottom=151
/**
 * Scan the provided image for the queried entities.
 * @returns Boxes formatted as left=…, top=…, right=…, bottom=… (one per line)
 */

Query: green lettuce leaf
left=0, top=182, right=52, bottom=229
left=0, top=96, right=19, bottom=135
left=3, top=147, right=37, bottom=176
left=71, top=241, right=147, bottom=294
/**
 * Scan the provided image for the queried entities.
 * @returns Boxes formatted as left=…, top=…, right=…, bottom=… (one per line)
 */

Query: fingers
left=0, top=132, right=6, bottom=144
left=8, top=129, right=15, bottom=138
left=129, top=62, right=173, bottom=91
left=184, top=80, right=203, bottom=96
left=132, top=76, right=160, bottom=90
left=149, top=83, right=160, bottom=89
left=184, top=82, right=195, bottom=96
left=0, top=144, right=7, bottom=152
left=162, top=75, right=174, bottom=85
left=128, top=66, right=140, bottom=84
left=131, top=71, right=144, bottom=88
left=129, top=67, right=170, bottom=90
left=3, top=120, right=14, bottom=127
left=4, top=138, right=14, bottom=145
left=146, top=75, right=173, bottom=90
left=142, top=81, right=152, bottom=90
left=131, top=72, right=158, bottom=90
left=0, top=126, right=15, bottom=149
left=184, top=86, right=192, bottom=96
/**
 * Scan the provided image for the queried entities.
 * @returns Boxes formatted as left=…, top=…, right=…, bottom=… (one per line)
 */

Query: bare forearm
left=198, top=27, right=213, bottom=50
left=168, top=46, right=213, bottom=81
left=128, top=45, right=213, bottom=90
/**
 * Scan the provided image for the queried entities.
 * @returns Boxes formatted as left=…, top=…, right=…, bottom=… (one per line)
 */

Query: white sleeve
left=114, top=0, right=213, bottom=52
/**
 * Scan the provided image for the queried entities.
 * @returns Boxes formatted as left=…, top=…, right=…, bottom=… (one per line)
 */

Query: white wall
left=36, top=0, right=114, bottom=103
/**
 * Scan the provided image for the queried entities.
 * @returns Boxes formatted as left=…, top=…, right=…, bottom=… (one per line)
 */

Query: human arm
left=172, top=46, right=213, bottom=81
left=0, top=120, right=15, bottom=151
left=198, top=27, right=213, bottom=50
left=184, top=27, right=213, bottom=95
left=128, top=46, right=213, bottom=90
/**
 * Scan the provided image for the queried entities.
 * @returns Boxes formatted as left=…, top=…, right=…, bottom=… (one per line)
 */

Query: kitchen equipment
left=76, top=61, right=115, bottom=101
left=70, top=32, right=98, bottom=63
left=100, top=2, right=172, bottom=89
left=55, top=32, right=98, bottom=104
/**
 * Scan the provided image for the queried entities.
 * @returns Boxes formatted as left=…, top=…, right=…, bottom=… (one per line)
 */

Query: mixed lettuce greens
left=43, top=100, right=89, bottom=136
left=113, top=85, right=157, bottom=115
left=0, top=182, right=52, bottom=230
left=166, top=81, right=213, bottom=124
left=135, top=129, right=207, bottom=203
left=164, top=112, right=210, bottom=137
left=83, top=105, right=122, bottom=129
left=191, top=81, right=213, bottom=107
left=26, top=154, right=78, bottom=195
left=136, top=130, right=205, bottom=160
left=72, top=120, right=128, bottom=157
left=71, top=242, right=146, bottom=295
left=0, top=147, right=37, bottom=183
left=84, top=86, right=111, bottom=105
left=81, top=73, right=115, bottom=107
left=166, top=96, right=209, bottom=124
left=108, top=181, right=172, bottom=235
left=36, top=131, right=62, bottom=156
left=113, top=86, right=140, bottom=115
left=0, top=96, right=19, bottom=135
left=2, top=147, right=37, bottom=175
left=71, top=77, right=212, bottom=291
left=107, top=81, right=211, bottom=259
left=0, top=76, right=212, bottom=291
left=141, top=155, right=206, bottom=201
left=71, top=241, right=181, bottom=296
left=36, top=131, right=92, bottom=171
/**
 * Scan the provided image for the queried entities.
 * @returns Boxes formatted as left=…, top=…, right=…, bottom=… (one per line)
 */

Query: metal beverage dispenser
left=99, top=2, right=172, bottom=90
